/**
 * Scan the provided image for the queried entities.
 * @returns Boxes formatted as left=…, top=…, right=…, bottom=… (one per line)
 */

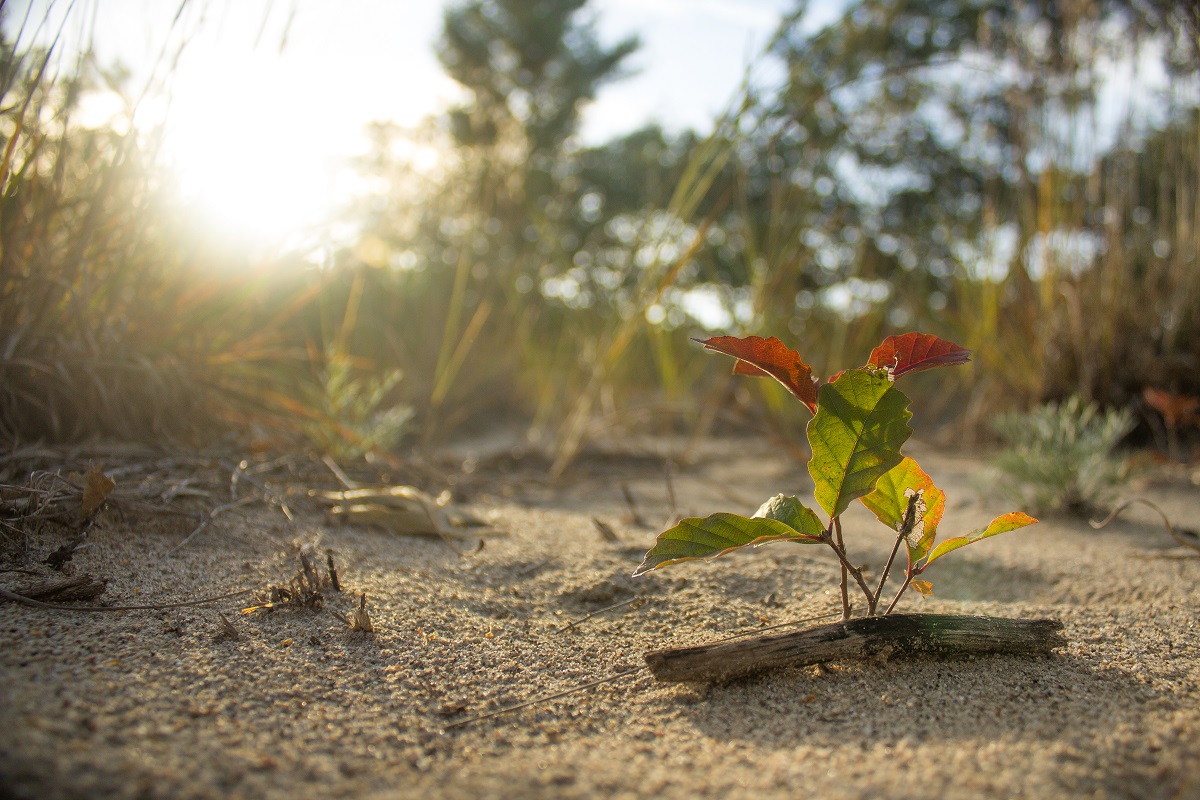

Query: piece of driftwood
left=644, top=613, right=1066, bottom=683
left=2, top=573, right=108, bottom=602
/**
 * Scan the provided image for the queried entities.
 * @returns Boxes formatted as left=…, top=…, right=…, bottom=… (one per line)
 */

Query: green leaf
left=807, top=369, right=913, bottom=519
left=923, top=512, right=1039, bottom=566
left=860, top=456, right=946, bottom=562
left=633, top=512, right=822, bottom=577
left=753, top=494, right=826, bottom=535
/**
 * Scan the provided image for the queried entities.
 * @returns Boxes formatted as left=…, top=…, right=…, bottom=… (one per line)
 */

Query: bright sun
left=56, top=0, right=461, bottom=255
left=141, top=6, right=451, bottom=256
left=160, top=55, right=348, bottom=253
left=167, top=129, right=339, bottom=253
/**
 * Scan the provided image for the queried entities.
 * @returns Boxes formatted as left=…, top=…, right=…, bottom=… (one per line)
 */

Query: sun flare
left=160, top=59, right=348, bottom=252
left=144, top=6, right=454, bottom=255
left=169, top=144, right=339, bottom=252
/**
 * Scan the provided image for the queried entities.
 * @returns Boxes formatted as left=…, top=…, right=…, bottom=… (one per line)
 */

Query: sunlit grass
left=0, top=18, right=354, bottom=447
left=2, top=1, right=1196, bottom=467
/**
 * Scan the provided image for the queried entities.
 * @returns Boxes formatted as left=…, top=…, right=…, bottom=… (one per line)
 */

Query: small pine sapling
left=988, top=395, right=1135, bottom=515
left=634, top=332, right=1038, bottom=620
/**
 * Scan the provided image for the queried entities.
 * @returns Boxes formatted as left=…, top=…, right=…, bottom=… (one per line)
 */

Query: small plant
left=304, top=354, right=413, bottom=458
left=988, top=395, right=1135, bottom=515
left=634, top=332, right=1038, bottom=620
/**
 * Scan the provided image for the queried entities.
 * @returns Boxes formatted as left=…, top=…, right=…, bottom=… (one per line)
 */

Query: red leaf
left=697, top=336, right=819, bottom=413
left=1142, top=387, right=1200, bottom=429
left=867, top=332, right=970, bottom=378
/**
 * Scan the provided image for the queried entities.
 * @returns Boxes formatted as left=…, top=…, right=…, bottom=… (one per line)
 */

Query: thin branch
left=1091, top=497, right=1200, bottom=554
left=823, top=518, right=875, bottom=617
left=884, top=571, right=915, bottom=615
left=645, top=614, right=1067, bottom=683
left=872, top=533, right=906, bottom=615
left=556, top=597, right=644, bottom=634
left=0, top=585, right=255, bottom=612
left=833, top=518, right=850, bottom=619
left=873, top=491, right=925, bottom=615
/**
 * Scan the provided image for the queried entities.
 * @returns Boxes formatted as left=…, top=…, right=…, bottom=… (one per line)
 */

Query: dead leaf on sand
left=80, top=467, right=116, bottom=521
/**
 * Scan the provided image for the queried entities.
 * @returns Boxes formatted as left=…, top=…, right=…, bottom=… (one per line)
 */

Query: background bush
left=2, top=0, right=1197, bottom=462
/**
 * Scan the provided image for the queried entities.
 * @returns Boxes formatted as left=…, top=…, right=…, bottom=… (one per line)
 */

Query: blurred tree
left=334, top=0, right=662, bottom=439
left=437, top=0, right=639, bottom=226
left=723, top=0, right=1200, bottom=409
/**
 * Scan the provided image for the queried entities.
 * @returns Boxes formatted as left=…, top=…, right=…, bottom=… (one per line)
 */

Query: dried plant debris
left=43, top=535, right=89, bottom=570
left=1, top=572, right=108, bottom=602
left=331, top=593, right=374, bottom=633
left=325, top=549, right=341, bottom=592
left=348, top=594, right=373, bottom=632
left=591, top=517, right=621, bottom=543
left=6, top=449, right=290, bottom=535
left=1, top=468, right=116, bottom=568
left=242, top=548, right=341, bottom=614
left=79, top=467, right=117, bottom=521
left=246, top=549, right=374, bottom=633
left=214, top=611, right=241, bottom=642
left=2, top=472, right=96, bottom=530
left=313, top=484, right=497, bottom=544
left=1, top=449, right=457, bottom=541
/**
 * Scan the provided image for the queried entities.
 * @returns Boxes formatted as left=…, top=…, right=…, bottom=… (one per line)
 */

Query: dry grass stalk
left=243, top=548, right=341, bottom=614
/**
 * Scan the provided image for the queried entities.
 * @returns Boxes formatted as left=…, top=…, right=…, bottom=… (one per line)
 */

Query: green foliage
left=303, top=357, right=413, bottom=459
left=632, top=510, right=822, bottom=577
left=439, top=0, right=638, bottom=162
left=342, top=0, right=672, bottom=447
left=861, top=456, right=945, bottom=564
left=988, top=396, right=1136, bottom=515
left=0, top=0, right=702, bottom=455
left=637, top=334, right=1038, bottom=618
left=807, top=369, right=912, bottom=518
left=754, top=493, right=825, bottom=534
left=925, top=512, right=1039, bottom=566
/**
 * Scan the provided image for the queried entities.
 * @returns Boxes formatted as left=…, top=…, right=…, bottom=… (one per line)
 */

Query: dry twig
left=0, top=585, right=256, bottom=612
left=1091, top=497, right=1200, bottom=554
left=644, top=613, right=1067, bottom=683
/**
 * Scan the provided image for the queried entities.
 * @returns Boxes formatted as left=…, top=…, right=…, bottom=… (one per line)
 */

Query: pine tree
left=437, top=0, right=639, bottom=213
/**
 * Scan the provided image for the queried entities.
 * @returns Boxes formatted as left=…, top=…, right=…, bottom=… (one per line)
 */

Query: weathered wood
left=2, top=574, right=108, bottom=602
left=644, top=613, right=1066, bottom=683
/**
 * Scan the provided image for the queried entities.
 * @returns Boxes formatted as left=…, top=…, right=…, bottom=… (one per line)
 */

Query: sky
left=5, top=0, right=847, bottom=249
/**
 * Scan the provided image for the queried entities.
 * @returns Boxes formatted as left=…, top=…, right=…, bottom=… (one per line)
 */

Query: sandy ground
left=2, top=437, right=1199, bottom=800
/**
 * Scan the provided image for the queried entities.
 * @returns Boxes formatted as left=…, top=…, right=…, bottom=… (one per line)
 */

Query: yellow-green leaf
left=860, top=456, right=946, bottom=562
left=634, top=512, right=822, bottom=577
left=924, top=512, right=1038, bottom=566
